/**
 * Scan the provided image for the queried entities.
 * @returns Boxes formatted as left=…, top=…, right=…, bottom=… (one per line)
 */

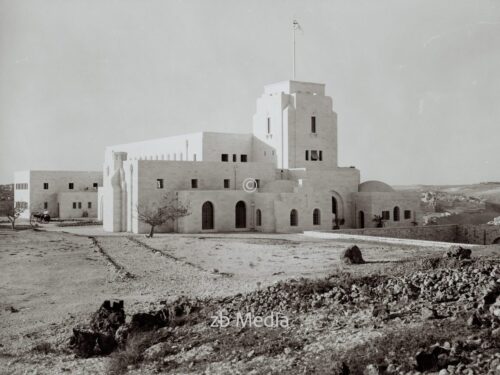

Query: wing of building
left=99, top=80, right=421, bottom=233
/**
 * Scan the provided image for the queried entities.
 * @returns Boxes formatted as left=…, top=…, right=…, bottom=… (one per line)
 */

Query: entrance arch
left=359, top=211, right=365, bottom=228
left=235, top=201, right=246, bottom=228
left=493, top=237, right=500, bottom=245
left=202, top=201, right=214, bottom=230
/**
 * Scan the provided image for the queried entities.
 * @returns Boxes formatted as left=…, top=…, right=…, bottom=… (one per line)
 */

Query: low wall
left=335, top=224, right=500, bottom=245
left=337, top=225, right=459, bottom=243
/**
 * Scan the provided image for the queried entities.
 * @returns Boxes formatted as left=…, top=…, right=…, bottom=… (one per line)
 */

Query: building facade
left=101, top=80, right=420, bottom=234
left=14, top=170, right=102, bottom=219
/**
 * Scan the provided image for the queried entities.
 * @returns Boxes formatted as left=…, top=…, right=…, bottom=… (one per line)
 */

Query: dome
left=358, top=180, right=395, bottom=193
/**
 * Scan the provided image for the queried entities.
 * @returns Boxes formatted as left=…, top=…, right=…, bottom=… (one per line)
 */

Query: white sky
left=1, top=0, right=499, bottom=185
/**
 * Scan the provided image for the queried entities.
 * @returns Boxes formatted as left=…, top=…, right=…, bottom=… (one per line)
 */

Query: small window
left=221, top=154, right=228, bottom=162
left=44, top=202, right=48, bottom=209
left=233, top=154, right=237, bottom=162
left=224, top=179, right=230, bottom=189
left=305, top=150, right=309, bottom=160
left=191, top=179, right=198, bottom=188
left=88, top=202, right=92, bottom=209
left=267, top=117, right=271, bottom=134
left=382, top=211, right=390, bottom=220
left=241, top=154, right=248, bottom=162
left=157, top=179, right=164, bottom=189
left=69, top=182, right=74, bottom=190
left=319, top=151, right=323, bottom=161
left=78, top=202, right=82, bottom=209
left=255, top=179, right=260, bottom=188
left=43, top=183, right=49, bottom=190
left=311, top=116, right=316, bottom=133
left=93, top=183, right=98, bottom=188
left=73, top=202, right=77, bottom=209
left=404, top=210, right=412, bottom=220
left=311, top=150, right=319, bottom=161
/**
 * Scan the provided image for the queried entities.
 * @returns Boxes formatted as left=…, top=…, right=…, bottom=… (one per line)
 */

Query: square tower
left=252, top=81, right=338, bottom=170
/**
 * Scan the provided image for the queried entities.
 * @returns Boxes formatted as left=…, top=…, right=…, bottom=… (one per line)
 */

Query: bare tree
left=5, top=205, right=26, bottom=230
left=137, top=195, right=190, bottom=237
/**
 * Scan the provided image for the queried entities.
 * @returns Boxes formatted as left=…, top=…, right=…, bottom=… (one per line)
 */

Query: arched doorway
left=202, top=201, right=214, bottom=230
left=235, top=201, right=246, bottom=228
left=290, top=209, right=298, bottom=226
left=493, top=237, right=500, bottom=245
left=313, top=208, right=321, bottom=225
left=393, top=206, right=400, bottom=222
left=332, top=197, right=338, bottom=217
left=359, top=211, right=365, bottom=228
left=256, top=209, right=262, bottom=226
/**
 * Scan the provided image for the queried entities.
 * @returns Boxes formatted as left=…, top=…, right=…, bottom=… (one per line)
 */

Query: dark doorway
left=493, top=237, right=500, bottom=245
left=235, top=201, right=246, bottom=228
left=202, top=201, right=214, bottom=230
left=359, top=211, right=365, bottom=228
left=256, top=209, right=262, bottom=226
left=393, top=206, right=400, bottom=222
left=290, top=209, right=298, bottom=226
left=332, top=197, right=338, bottom=217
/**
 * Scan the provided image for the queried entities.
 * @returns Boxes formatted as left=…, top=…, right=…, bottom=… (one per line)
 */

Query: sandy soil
left=0, top=228, right=495, bottom=374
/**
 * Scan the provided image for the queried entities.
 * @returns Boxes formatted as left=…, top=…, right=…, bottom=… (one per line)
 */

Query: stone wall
left=337, top=225, right=459, bottom=243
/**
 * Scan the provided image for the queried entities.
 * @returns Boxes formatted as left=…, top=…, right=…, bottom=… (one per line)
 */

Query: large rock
left=444, top=246, right=471, bottom=260
left=341, top=245, right=365, bottom=264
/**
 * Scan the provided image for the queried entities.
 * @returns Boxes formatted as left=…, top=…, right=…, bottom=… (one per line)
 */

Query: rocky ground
left=1, top=229, right=499, bottom=374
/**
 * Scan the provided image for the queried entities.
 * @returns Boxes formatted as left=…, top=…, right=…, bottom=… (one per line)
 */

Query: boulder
left=90, top=299, right=125, bottom=335
left=341, top=245, right=365, bottom=264
left=444, top=246, right=471, bottom=260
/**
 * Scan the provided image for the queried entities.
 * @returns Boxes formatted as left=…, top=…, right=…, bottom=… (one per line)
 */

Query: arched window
left=201, top=201, right=214, bottom=230
left=256, top=209, right=262, bottom=226
left=290, top=209, right=298, bottom=226
left=393, top=206, right=400, bottom=222
left=235, top=201, right=246, bottom=228
left=313, top=209, right=321, bottom=225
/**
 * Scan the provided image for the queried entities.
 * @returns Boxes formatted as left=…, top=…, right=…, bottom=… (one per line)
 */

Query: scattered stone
left=9, top=306, right=19, bottom=313
left=421, top=307, right=437, bottom=320
left=341, top=245, right=365, bottom=264
left=467, top=313, right=482, bottom=327
left=143, top=342, right=169, bottom=361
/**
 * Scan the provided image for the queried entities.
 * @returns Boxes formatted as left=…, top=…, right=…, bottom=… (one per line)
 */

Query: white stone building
left=14, top=170, right=102, bottom=219
left=100, top=80, right=420, bottom=233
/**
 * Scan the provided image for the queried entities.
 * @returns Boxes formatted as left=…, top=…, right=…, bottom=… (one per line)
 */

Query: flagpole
left=292, top=20, right=296, bottom=80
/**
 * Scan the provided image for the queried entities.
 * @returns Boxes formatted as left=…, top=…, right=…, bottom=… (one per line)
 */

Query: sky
left=0, top=0, right=499, bottom=185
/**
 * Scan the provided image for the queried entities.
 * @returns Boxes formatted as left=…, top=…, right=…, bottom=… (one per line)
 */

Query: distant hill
left=394, top=183, right=500, bottom=204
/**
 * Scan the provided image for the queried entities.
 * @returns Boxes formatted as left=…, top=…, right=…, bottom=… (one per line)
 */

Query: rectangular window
left=311, top=116, right=316, bottom=133
left=93, top=183, right=98, bottom=188
left=156, top=179, right=164, bottom=189
left=267, top=117, right=271, bottom=134
left=221, top=154, right=228, bottom=162
left=88, top=202, right=92, bottom=209
left=404, top=210, right=412, bottom=219
left=224, top=179, right=230, bottom=188
left=43, top=182, right=49, bottom=190
left=255, top=179, right=260, bottom=188
left=44, top=202, right=48, bottom=209
left=305, top=150, right=309, bottom=160
left=191, top=179, right=198, bottom=188
left=15, top=201, right=28, bottom=209
left=319, top=150, right=323, bottom=161
left=311, top=150, right=319, bottom=161
left=233, top=154, right=237, bottom=162
left=382, top=211, right=390, bottom=220
left=240, top=154, right=247, bottom=162
left=69, top=182, right=74, bottom=190
left=73, top=202, right=77, bottom=209
left=78, top=202, right=82, bottom=209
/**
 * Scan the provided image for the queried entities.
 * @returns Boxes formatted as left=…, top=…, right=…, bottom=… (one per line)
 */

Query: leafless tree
left=5, top=205, right=26, bottom=230
left=137, top=195, right=190, bottom=237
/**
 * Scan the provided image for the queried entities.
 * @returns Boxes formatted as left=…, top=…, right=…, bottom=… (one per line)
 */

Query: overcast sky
left=1, top=0, right=499, bottom=185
